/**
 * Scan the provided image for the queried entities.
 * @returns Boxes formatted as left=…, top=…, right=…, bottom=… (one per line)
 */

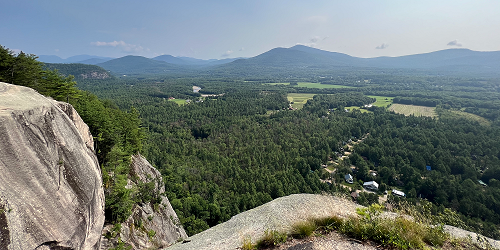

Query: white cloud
left=54, top=49, right=59, bottom=52
left=11, top=49, right=21, bottom=54
left=239, top=47, right=245, bottom=51
left=310, top=36, right=320, bottom=43
left=221, top=50, right=233, bottom=57
left=375, top=43, right=389, bottom=49
left=447, top=40, right=463, bottom=47
left=90, top=40, right=146, bottom=52
left=297, top=36, right=329, bottom=48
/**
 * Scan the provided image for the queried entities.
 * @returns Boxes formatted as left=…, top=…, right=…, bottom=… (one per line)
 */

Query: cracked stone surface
left=0, top=82, right=105, bottom=249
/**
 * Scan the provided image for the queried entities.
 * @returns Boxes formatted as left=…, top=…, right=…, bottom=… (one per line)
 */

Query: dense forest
left=4, top=44, right=500, bottom=239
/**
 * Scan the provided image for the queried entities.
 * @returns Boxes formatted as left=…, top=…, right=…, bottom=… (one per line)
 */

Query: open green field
left=389, top=104, right=437, bottom=117
left=450, top=110, right=491, bottom=126
left=368, top=95, right=394, bottom=107
left=266, top=82, right=354, bottom=89
left=345, top=106, right=371, bottom=113
left=168, top=99, right=187, bottom=105
left=438, top=109, right=491, bottom=126
left=287, top=93, right=316, bottom=109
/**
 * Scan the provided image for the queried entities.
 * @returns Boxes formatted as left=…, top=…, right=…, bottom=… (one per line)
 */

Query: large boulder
left=0, top=82, right=105, bottom=249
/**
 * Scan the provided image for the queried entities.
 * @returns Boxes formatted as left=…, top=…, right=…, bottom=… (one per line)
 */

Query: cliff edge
left=100, top=155, right=187, bottom=249
left=0, top=82, right=105, bottom=249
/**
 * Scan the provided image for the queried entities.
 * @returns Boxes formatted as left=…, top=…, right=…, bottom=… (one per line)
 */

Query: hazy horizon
left=35, top=45, right=489, bottom=62
left=2, top=0, right=499, bottom=60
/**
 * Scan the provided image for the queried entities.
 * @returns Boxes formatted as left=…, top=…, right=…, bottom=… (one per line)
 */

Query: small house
left=478, top=180, right=488, bottom=187
left=345, top=174, right=353, bottom=184
left=363, top=181, right=379, bottom=191
left=350, top=192, right=358, bottom=201
left=392, top=189, right=405, bottom=197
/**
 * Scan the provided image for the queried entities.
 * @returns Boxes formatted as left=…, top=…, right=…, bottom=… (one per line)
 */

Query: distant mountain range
left=38, top=55, right=115, bottom=64
left=225, top=45, right=500, bottom=70
left=40, top=45, right=500, bottom=77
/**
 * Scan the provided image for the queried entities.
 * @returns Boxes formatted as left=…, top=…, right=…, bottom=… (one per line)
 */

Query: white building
left=345, top=174, right=353, bottom=184
left=392, top=189, right=405, bottom=197
left=363, top=181, right=379, bottom=191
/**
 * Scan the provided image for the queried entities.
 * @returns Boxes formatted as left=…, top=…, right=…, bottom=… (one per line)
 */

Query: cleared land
left=345, top=95, right=394, bottom=113
left=266, top=82, right=353, bottom=89
left=168, top=99, right=187, bottom=105
left=345, top=106, right=370, bottom=113
left=367, top=95, right=394, bottom=108
left=389, top=104, right=437, bottom=117
left=287, top=93, right=316, bottom=109
left=439, top=109, right=491, bottom=126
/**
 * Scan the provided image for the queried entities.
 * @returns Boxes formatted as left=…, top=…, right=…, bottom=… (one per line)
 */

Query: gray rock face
left=168, top=194, right=360, bottom=250
left=0, top=82, right=105, bottom=249
left=100, top=155, right=187, bottom=249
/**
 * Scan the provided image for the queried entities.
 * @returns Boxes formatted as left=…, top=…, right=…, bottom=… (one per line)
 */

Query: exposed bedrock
left=0, top=82, right=105, bottom=250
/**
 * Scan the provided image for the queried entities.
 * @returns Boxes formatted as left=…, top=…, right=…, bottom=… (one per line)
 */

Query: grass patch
left=265, top=82, right=354, bottom=89
left=241, top=236, right=256, bottom=250
left=242, top=202, right=494, bottom=250
left=256, top=229, right=287, bottom=248
left=168, top=99, right=187, bottom=106
left=438, top=109, right=491, bottom=126
left=291, top=221, right=316, bottom=239
left=345, top=106, right=371, bottom=113
left=367, top=95, right=394, bottom=108
left=287, top=93, right=316, bottom=109
left=389, top=104, right=437, bottom=118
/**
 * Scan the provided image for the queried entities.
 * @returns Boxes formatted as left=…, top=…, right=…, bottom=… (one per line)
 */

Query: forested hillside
left=44, top=63, right=112, bottom=79
left=71, top=66, right=500, bottom=239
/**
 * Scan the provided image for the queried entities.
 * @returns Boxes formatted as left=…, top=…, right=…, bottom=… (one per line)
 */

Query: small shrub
left=108, top=238, right=132, bottom=250
left=134, top=218, right=143, bottom=228
left=241, top=236, right=256, bottom=250
left=148, top=215, right=153, bottom=221
left=147, top=229, right=156, bottom=239
left=105, top=223, right=122, bottom=239
left=291, top=221, right=316, bottom=239
left=256, top=229, right=287, bottom=248
left=313, top=216, right=343, bottom=232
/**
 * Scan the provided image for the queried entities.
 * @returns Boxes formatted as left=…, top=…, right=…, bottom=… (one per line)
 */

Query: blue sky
left=1, top=0, right=499, bottom=59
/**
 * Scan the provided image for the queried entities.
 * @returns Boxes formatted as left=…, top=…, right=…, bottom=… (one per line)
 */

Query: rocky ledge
left=0, top=82, right=105, bottom=249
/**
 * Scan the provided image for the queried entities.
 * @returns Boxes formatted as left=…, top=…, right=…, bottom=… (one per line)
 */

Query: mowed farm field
left=287, top=93, right=316, bottom=109
left=368, top=95, right=394, bottom=108
left=389, top=104, right=437, bottom=117
left=168, top=99, right=187, bottom=105
left=345, top=95, right=394, bottom=113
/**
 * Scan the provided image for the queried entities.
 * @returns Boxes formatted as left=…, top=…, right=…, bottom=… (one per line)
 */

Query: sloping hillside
left=97, top=55, right=187, bottom=75
left=167, top=194, right=360, bottom=250
left=44, top=63, right=112, bottom=79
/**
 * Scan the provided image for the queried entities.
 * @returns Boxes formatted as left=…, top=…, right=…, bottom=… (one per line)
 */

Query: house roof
left=363, top=181, right=379, bottom=188
left=392, top=189, right=405, bottom=196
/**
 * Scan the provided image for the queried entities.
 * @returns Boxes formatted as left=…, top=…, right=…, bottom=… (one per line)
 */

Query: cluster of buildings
left=344, top=174, right=405, bottom=198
